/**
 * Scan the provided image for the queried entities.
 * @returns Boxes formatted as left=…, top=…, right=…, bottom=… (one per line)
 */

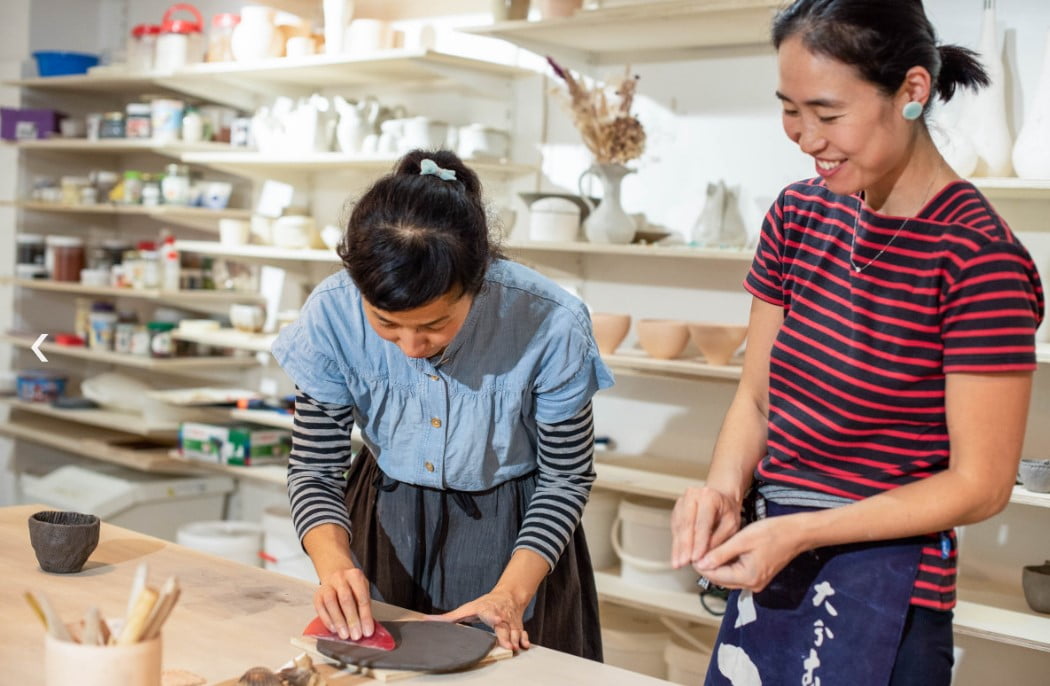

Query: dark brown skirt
left=344, top=447, right=603, bottom=661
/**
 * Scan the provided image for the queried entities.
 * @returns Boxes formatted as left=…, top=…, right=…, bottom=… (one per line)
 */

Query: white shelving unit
left=603, top=350, right=744, bottom=382
left=506, top=240, right=754, bottom=261
left=0, top=334, right=259, bottom=372
left=6, top=139, right=233, bottom=156
left=971, top=177, right=1050, bottom=202
left=175, top=240, right=339, bottom=264
left=462, top=0, right=782, bottom=65
left=0, top=200, right=251, bottom=231
left=4, top=278, right=263, bottom=305
left=179, top=151, right=536, bottom=179
left=0, top=397, right=178, bottom=437
left=171, top=328, right=277, bottom=353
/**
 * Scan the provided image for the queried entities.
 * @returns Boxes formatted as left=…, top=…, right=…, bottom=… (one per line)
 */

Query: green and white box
left=179, top=422, right=291, bottom=466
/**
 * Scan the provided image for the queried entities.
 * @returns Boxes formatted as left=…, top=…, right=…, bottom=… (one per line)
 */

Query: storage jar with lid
left=141, top=174, right=162, bottom=206
left=148, top=321, right=176, bottom=358
left=162, top=163, right=192, bottom=205
left=122, top=170, right=143, bottom=204
left=16, top=234, right=45, bottom=265
left=207, top=13, right=240, bottom=62
left=125, top=103, right=152, bottom=138
left=100, top=239, right=132, bottom=267
left=46, top=236, right=85, bottom=282
left=99, top=112, right=125, bottom=139
left=155, top=3, right=205, bottom=72
left=88, top=308, right=118, bottom=351
left=128, top=24, right=161, bottom=72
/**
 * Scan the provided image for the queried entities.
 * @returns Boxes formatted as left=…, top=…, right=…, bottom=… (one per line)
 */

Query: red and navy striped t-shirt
left=745, top=178, right=1045, bottom=609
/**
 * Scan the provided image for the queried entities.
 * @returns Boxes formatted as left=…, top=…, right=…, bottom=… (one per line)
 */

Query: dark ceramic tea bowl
left=1022, top=561, right=1050, bottom=614
left=28, top=510, right=100, bottom=573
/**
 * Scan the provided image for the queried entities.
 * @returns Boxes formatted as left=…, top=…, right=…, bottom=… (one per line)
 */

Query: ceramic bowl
left=636, top=319, right=690, bottom=360
left=230, top=303, right=266, bottom=333
left=28, top=510, right=100, bottom=573
left=591, top=313, right=631, bottom=355
left=1018, top=459, right=1050, bottom=493
left=686, top=323, right=749, bottom=366
left=1022, top=560, right=1050, bottom=614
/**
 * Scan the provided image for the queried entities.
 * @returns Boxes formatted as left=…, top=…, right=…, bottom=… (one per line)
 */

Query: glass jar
left=99, top=111, right=125, bottom=139
left=141, top=174, right=162, bottom=206
left=46, top=236, right=85, bottom=282
left=161, top=163, right=191, bottom=205
left=138, top=241, right=159, bottom=289
left=16, top=234, right=45, bottom=265
left=125, top=103, right=152, bottom=138
left=128, top=24, right=161, bottom=72
left=207, top=13, right=240, bottom=62
left=148, top=321, right=176, bottom=358
left=122, top=170, right=143, bottom=204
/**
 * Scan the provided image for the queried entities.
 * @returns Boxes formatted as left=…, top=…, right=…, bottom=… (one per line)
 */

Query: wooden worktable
left=1, top=505, right=669, bottom=685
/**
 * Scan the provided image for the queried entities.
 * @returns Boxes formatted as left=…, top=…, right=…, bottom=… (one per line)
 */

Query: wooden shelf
left=7, top=139, right=233, bottom=156
left=594, top=569, right=721, bottom=627
left=971, top=177, right=1050, bottom=201
left=229, top=408, right=294, bottom=431
left=7, top=50, right=530, bottom=108
left=603, top=350, right=744, bottom=381
left=178, top=151, right=536, bottom=178
left=461, top=0, right=782, bottom=65
left=5, top=278, right=263, bottom=305
left=0, top=200, right=251, bottom=230
left=594, top=453, right=704, bottom=500
left=172, top=328, right=277, bottom=353
left=506, top=240, right=754, bottom=261
left=0, top=396, right=177, bottom=437
left=168, top=451, right=290, bottom=487
left=174, top=240, right=340, bottom=264
left=0, top=334, right=258, bottom=372
left=0, top=414, right=195, bottom=474
left=1010, top=484, right=1050, bottom=508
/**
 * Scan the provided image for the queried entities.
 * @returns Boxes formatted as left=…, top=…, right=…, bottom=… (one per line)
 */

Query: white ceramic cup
left=219, top=218, right=251, bottom=246
left=45, top=632, right=161, bottom=686
left=346, top=19, right=392, bottom=54
left=285, top=36, right=316, bottom=57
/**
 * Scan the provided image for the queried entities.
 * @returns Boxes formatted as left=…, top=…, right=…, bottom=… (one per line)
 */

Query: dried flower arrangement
left=547, top=56, right=646, bottom=166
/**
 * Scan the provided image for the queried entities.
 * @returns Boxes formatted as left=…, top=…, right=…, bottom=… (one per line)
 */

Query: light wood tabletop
left=1, top=504, right=670, bottom=685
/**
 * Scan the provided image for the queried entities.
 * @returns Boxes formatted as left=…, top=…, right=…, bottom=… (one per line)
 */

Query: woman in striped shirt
left=671, top=1, right=1043, bottom=684
left=272, top=150, right=612, bottom=657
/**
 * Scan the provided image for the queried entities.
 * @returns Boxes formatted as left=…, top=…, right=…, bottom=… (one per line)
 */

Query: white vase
left=231, top=6, right=281, bottom=62
left=324, top=0, right=355, bottom=55
left=960, top=0, right=1013, bottom=177
left=578, top=163, right=637, bottom=244
left=1013, top=28, right=1050, bottom=179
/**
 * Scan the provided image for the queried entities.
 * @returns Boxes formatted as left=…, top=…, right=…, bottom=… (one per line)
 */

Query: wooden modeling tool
left=117, top=585, right=158, bottom=645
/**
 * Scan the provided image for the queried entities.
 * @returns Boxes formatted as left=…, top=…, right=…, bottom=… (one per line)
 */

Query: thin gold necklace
left=850, top=177, right=937, bottom=273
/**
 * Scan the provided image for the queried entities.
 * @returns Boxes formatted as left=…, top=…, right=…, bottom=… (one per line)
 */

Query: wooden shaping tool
left=142, top=576, right=180, bottom=640
left=117, top=585, right=158, bottom=645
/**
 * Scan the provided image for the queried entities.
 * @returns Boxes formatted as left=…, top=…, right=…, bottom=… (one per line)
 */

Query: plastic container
left=260, top=506, right=317, bottom=581
left=88, top=310, right=118, bottom=351
left=16, top=371, right=68, bottom=402
left=176, top=520, right=264, bottom=567
left=155, top=4, right=205, bottom=72
left=20, top=464, right=234, bottom=542
left=46, top=236, right=85, bottom=282
left=32, top=51, right=100, bottom=77
left=125, top=103, right=152, bottom=138
left=148, top=321, right=176, bottom=358
left=581, top=489, right=620, bottom=569
left=122, top=171, right=143, bottom=204
left=207, top=13, right=241, bottom=62
left=98, top=111, right=125, bottom=139
left=599, top=603, right=670, bottom=679
left=150, top=99, right=184, bottom=143
left=1, top=107, right=60, bottom=140
left=612, top=497, right=699, bottom=593
left=161, top=163, right=192, bottom=205
left=16, top=234, right=45, bottom=265
left=128, top=24, right=161, bottom=72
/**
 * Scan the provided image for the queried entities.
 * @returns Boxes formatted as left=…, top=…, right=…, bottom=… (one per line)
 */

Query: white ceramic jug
left=231, top=6, right=281, bottom=62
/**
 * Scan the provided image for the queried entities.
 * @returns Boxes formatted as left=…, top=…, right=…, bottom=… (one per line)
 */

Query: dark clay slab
left=317, top=620, right=496, bottom=673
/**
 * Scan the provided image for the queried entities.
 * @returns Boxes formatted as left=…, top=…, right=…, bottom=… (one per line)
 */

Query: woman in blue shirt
left=272, top=149, right=612, bottom=658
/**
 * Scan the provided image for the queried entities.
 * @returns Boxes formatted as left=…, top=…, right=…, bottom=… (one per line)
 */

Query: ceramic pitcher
left=578, top=163, right=636, bottom=244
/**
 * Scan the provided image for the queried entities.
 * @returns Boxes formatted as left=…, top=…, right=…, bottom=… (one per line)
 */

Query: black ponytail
left=337, top=149, right=503, bottom=312
left=772, top=0, right=989, bottom=104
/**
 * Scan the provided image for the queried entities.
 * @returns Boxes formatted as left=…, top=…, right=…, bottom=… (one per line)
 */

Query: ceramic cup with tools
left=28, top=510, right=100, bottom=574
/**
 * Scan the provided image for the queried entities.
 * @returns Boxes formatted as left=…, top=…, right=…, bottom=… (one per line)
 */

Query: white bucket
left=612, top=497, right=698, bottom=593
left=581, top=489, right=620, bottom=570
left=176, top=520, right=263, bottom=568
left=261, top=506, right=317, bottom=582
left=600, top=603, right=670, bottom=679
left=661, top=618, right=716, bottom=685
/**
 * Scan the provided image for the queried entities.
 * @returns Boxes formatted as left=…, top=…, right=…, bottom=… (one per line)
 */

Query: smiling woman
left=670, top=2, right=1044, bottom=685
left=271, top=149, right=613, bottom=660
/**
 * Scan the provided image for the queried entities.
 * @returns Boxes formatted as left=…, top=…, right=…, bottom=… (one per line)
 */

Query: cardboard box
left=179, top=422, right=291, bottom=466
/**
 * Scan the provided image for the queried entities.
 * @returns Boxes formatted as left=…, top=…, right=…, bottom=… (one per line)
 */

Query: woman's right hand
left=671, top=486, right=742, bottom=570
left=315, top=565, right=376, bottom=640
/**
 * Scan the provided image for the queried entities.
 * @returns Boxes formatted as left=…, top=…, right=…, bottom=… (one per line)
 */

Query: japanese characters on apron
left=706, top=500, right=925, bottom=686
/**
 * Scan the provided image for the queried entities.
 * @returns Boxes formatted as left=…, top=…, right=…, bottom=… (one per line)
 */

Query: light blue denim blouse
left=271, top=259, right=614, bottom=491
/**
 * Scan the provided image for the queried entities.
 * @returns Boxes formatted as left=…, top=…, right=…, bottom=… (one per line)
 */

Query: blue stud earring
left=902, top=101, right=924, bottom=121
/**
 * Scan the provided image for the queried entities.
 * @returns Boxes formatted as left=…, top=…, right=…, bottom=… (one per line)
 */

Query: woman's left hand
left=428, top=589, right=531, bottom=652
left=694, top=515, right=807, bottom=592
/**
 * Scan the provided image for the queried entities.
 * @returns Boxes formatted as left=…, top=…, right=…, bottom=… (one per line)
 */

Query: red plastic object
left=303, top=615, right=396, bottom=651
left=53, top=334, right=85, bottom=346
left=161, top=3, right=204, bottom=33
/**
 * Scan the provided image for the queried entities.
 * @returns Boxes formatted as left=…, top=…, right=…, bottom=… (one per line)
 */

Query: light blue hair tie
left=420, top=158, right=457, bottom=181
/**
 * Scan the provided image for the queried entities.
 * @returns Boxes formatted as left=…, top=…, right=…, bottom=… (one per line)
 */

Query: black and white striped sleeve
left=513, top=402, right=596, bottom=569
left=287, top=390, right=356, bottom=543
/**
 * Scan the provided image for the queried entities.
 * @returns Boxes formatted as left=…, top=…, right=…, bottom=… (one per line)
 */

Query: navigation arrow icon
left=31, top=334, right=48, bottom=362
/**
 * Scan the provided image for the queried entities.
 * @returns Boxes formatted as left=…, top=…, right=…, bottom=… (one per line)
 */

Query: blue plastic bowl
left=32, top=51, right=100, bottom=77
